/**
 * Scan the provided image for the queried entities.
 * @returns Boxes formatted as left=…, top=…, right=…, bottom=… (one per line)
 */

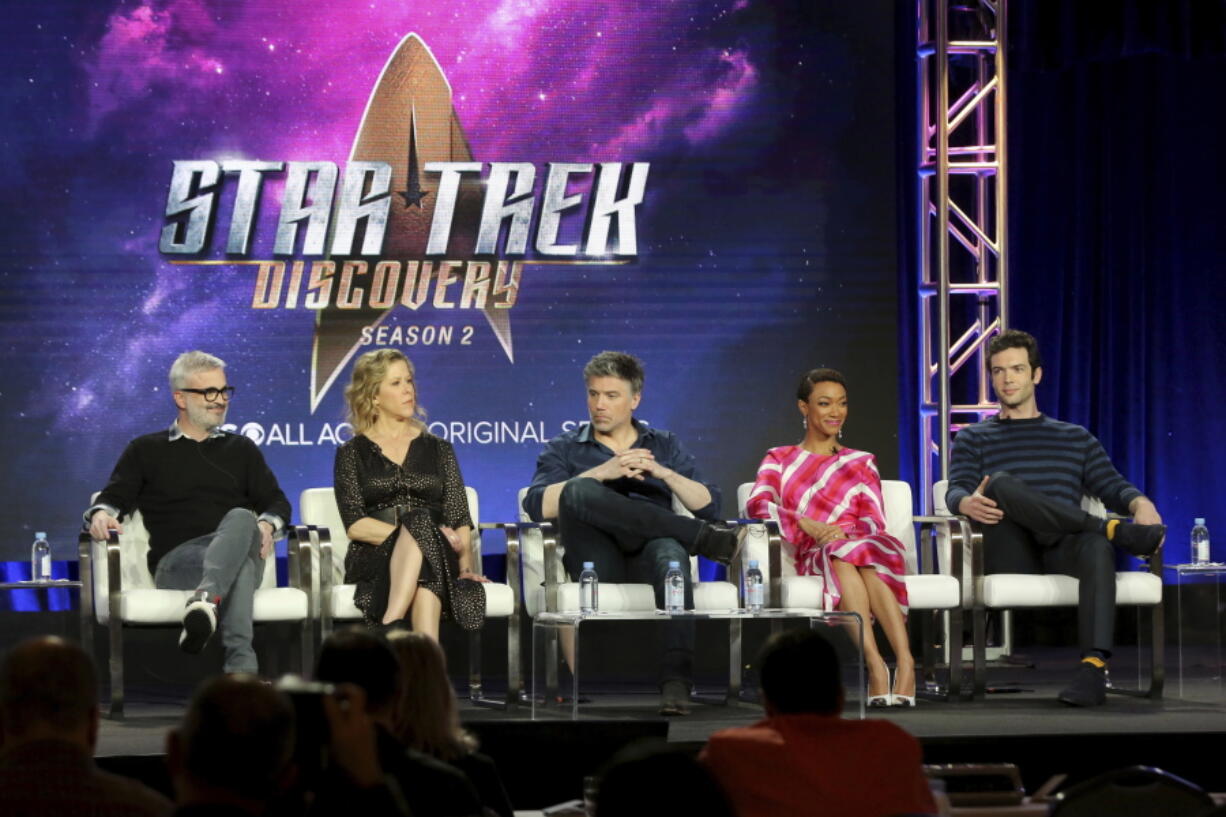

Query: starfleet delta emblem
left=160, top=33, right=651, bottom=413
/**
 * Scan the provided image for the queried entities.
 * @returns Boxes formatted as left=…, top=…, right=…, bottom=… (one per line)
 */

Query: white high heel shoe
left=868, top=666, right=893, bottom=707
left=892, top=665, right=916, bottom=707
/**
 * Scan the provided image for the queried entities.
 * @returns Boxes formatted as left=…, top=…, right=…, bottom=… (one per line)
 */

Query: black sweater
left=95, top=430, right=291, bottom=573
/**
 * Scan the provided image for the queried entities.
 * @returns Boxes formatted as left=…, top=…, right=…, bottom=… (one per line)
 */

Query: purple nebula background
left=0, top=0, right=898, bottom=560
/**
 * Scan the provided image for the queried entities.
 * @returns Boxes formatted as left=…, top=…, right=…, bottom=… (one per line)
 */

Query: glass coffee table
left=0, top=577, right=92, bottom=657
left=1164, top=562, right=1225, bottom=700
left=531, top=607, right=864, bottom=719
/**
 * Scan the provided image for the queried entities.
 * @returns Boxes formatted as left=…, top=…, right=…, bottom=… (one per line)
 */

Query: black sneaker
left=693, top=523, right=746, bottom=566
left=1058, top=661, right=1107, bottom=707
left=1111, top=522, right=1166, bottom=558
left=180, top=591, right=217, bottom=655
left=658, top=680, right=691, bottom=716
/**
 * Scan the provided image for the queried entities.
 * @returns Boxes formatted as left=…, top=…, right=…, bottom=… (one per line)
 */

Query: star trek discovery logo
left=159, top=33, right=649, bottom=411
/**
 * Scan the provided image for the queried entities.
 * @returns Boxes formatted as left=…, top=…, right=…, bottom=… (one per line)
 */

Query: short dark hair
left=758, top=629, right=842, bottom=714
left=796, top=368, right=847, bottom=402
left=987, top=329, right=1042, bottom=371
left=596, top=740, right=735, bottom=817
left=315, top=628, right=401, bottom=714
left=178, top=675, right=295, bottom=800
left=583, top=351, right=645, bottom=395
left=0, top=637, right=96, bottom=736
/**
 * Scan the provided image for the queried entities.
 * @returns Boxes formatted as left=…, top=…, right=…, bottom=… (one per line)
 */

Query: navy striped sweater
left=946, top=415, right=1142, bottom=516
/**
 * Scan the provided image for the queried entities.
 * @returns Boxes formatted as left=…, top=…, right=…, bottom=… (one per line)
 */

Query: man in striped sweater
left=946, top=330, right=1165, bottom=707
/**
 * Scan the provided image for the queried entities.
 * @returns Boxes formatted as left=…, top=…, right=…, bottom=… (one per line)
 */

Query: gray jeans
left=153, top=508, right=265, bottom=672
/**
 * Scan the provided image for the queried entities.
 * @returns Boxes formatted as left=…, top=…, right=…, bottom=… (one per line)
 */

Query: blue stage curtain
left=1006, top=1, right=1226, bottom=565
left=898, top=2, right=1226, bottom=565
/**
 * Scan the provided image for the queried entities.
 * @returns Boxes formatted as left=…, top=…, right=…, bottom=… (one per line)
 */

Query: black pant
left=557, top=477, right=703, bottom=686
left=982, top=472, right=1116, bottom=655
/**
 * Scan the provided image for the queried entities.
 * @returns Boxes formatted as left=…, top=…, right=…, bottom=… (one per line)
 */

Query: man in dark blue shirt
left=947, top=330, right=1165, bottom=707
left=524, top=351, right=741, bottom=715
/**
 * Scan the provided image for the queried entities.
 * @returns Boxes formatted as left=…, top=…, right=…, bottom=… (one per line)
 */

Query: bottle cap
left=668, top=560, right=680, bottom=568
left=749, top=559, right=760, bottom=568
left=583, top=561, right=594, bottom=569
left=35, top=532, right=46, bottom=539
left=1195, top=518, right=1206, bottom=526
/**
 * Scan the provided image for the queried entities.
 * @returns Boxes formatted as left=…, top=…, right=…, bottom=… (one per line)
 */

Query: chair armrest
left=476, top=523, right=526, bottom=616
left=105, top=531, right=122, bottom=626
left=736, top=518, right=782, bottom=608
left=480, top=521, right=560, bottom=611
left=77, top=532, right=95, bottom=622
left=307, top=524, right=333, bottom=629
left=917, top=512, right=970, bottom=596
left=1146, top=541, right=1163, bottom=575
left=287, top=525, right=314, bottom=593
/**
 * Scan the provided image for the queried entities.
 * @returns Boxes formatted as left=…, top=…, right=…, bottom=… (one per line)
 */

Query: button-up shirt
left=523, top=419, right=721, bottom=522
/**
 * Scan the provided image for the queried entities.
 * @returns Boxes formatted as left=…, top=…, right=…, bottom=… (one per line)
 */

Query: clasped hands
left=586, top=448, right=670, bottom=483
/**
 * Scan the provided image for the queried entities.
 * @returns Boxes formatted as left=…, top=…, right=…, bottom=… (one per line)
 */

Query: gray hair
left=170, top=350, right=226, bottom=390
left=583, top=351, right=645, bottom=395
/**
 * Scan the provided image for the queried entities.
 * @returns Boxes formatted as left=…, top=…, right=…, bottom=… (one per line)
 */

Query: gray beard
left=186, top=402, right=226, bottom=432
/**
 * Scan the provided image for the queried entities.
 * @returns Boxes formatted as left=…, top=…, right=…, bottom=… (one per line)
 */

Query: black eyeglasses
left=179, top=386, right=235, bottom=402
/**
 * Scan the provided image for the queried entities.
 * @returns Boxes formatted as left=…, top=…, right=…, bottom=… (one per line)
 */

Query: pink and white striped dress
left=746, top=446, right=909, bottom=613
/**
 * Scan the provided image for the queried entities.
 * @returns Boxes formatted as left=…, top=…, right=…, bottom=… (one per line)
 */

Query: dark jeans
left=557, top=478, right=704, bottom=686
left=982, top=472, right=1115, bottom=655
left=153, top=507, right=265, bottom=672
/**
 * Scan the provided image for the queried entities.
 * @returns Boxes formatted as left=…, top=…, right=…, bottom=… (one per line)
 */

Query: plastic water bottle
left=746, top=559, right=765, bottom=612
left=1191, top=518, right=1210, bottom=564
left=664, top=561, right=685, bottom=614
left=579, top=561, right=599, bottom=614
left=31, top=531, right=51, bottom=581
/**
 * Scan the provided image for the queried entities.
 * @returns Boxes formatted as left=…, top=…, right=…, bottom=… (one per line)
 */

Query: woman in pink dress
left=746, top=368, right=916, bottom=706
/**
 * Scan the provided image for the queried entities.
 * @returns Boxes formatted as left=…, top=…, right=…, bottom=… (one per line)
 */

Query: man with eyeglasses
left=85, top=351, right=291, bottom=675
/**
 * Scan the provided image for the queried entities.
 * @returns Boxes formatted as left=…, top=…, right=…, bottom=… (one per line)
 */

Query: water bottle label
left=748, top=584, right=764, bottom=607
left=38, top=554, right=51, bottom=579
left=666, top=578, right=684, bottom=612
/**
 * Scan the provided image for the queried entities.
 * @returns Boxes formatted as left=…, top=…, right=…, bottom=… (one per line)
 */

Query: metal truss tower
left=917, top=0, right=1009, bottom=513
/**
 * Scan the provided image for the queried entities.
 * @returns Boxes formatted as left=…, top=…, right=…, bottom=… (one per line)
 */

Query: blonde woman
left=388, top=631, right=513, bottom=817
left=334, top=350, right=487, bottom=637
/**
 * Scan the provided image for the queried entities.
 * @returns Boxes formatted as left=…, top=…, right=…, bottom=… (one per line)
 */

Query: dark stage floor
left=95, top=646, right=1226, bottom=753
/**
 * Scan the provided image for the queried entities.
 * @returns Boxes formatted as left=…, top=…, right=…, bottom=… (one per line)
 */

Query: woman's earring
left=838, top=428, right=844, bottom=440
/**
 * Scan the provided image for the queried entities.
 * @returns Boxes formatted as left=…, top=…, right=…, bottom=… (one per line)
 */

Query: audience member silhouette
left=594, top=739, right=735, bottom=817
left=169, top=673, right=410, bottom=817
left=0, top=635, right=171, bottom=817
left=314, top=628, right=484, bottom=817
left=701, top=629, right=936, bottom=817
left=387, top=631, right=513, bottom=817
left=166, top=675, right=296, bottom=816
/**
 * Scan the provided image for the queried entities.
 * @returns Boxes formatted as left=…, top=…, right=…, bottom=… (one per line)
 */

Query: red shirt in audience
left=701, top=713, right=936, bottom=817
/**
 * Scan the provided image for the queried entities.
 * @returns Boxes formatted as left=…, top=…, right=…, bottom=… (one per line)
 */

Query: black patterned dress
left=333, top=432, right=485, bottom=629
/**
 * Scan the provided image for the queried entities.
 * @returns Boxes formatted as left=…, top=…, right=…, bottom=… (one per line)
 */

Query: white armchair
left=508, top=486, right=742, bottom=702
left=515, top=486, right=739, bottom=618
left=933, top=479, right=1164, bottom=699
left=736, top=479, right=967, bottom=699
left=298, top=486, right=520, bottom=708
left=78, top=506, right=313, bottom=719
